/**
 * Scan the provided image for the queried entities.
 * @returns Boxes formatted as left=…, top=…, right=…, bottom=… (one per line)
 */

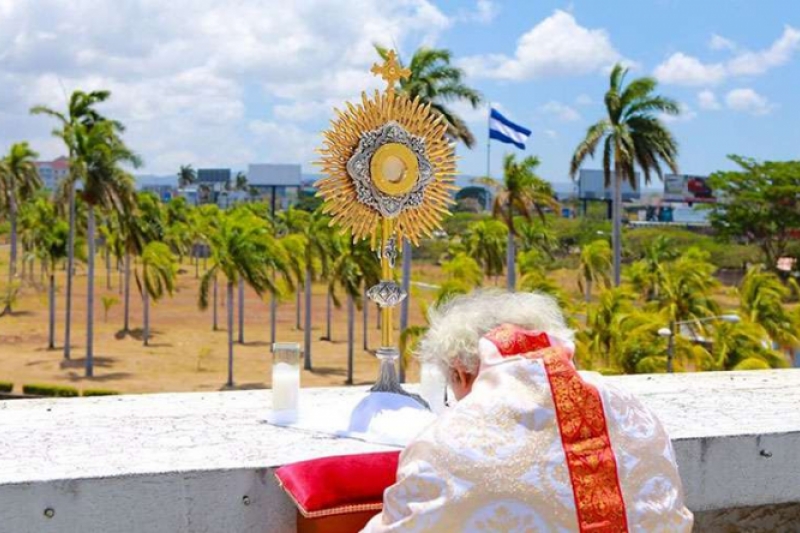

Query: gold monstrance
left=316, top=51, right=456, bottom=403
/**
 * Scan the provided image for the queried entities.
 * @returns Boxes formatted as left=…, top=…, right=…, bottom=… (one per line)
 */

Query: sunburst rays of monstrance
left=315, top=51, right=456, bottom=404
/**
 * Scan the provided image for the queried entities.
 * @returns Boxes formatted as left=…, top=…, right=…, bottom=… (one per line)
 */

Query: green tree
left=476, top=154, right=558, bottom=290
left=0, top=142, right=42, bottom=309
left=70, top=120, right=140, bottom=376
left=708, top=156, right=800, bottom=269
left=135, top=242, right=177, bottom=346
left=328, top=236, right=381, bottom=384
left=178, top=165, right=196, bottom=188
left=198, top=210, right=288, bottom=387
left=627, top=235, right=677, bottom=300
left=464, top=219, right=507, bottom=282
left=31, top=89, right=118, bottom=360
left=701, top=321, right=788, bottom=371
left=656, top=248, right=720, bottom=326
left=578, top=239, right=612, bottom=304
left=738, top=265, right=799, bottom=351
left=376, top=46, right=482, bottom=148
left=570, top=63, right=680, bottom=286
left=441, top=253, right=483, bottom=288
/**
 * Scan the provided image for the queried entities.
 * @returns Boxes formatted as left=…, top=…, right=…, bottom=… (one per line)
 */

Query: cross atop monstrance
left=370, top=50, right=411, bottom=95
left=316, top=50, right=456, bottom=406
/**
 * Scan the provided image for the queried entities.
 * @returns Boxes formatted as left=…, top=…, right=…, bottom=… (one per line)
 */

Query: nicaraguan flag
left=489, top=108, right=531, bottom=150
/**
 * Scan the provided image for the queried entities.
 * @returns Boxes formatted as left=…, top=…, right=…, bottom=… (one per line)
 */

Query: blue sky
left=0, top=0, right=797, bottom=186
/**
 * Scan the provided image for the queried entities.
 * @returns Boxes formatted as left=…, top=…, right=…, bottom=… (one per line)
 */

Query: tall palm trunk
left=362, top=287, right=369, bottom=351
left=7, top=199, right=17, bottom=293
left=612, top=162, right=622, bottom=286
left=63, top=184, right=75, bottom=360
left=585, top=278, right=592, bottom=304
left=143, top=288, right=150, bottom=346
left=324, top=290, right=332, bottom=341
left=270, top=272, right=277, bottom=347
left=238, top=278, right=244, bottom=344
left=194, top=247, right=199, bottom=279
left=506, top=230, right=516, bottom=291
left=295, top=288, right=302, bottom=330
left=118, top=260, right=123, bottom=295
left=304, top=268, right=312, bottom=370
left=226, top=281, right=234, bottom=387
left=105, top=245, right=112, bottom=290
left=212, top=275, right=218, bottom=331
left=346, top=294, right=355, bottom=385
left=123, top=253, right=132, bottom=332
left=399, top=240, right=411, bottom=382
left=85, top=207, right=96, bottom=378
left=48, top=272, right=56, bottom=349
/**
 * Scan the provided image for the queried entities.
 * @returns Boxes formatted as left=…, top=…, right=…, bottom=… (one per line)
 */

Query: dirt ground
left=0, top=251, right=448, bottom=394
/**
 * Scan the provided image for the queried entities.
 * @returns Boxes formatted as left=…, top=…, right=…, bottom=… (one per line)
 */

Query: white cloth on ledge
left=268, top=391, right=437, bottom=447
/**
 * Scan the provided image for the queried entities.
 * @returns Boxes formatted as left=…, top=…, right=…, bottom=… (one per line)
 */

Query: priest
left=363, top=291, right=693, bottom=532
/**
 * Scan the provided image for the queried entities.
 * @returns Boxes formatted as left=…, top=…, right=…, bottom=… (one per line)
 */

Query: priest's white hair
left=417, top=290, right=573, bottom=376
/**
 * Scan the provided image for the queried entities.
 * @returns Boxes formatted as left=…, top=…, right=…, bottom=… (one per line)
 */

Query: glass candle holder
left=271, top=342, right=301, bottom=423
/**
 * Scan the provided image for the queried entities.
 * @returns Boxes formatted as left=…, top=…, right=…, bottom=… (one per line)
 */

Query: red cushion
left=274, top=451, right=401, bottom=518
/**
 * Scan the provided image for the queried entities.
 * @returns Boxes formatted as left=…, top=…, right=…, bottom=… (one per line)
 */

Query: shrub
left=0, top=381, right=13, bottom=393
left=22, top=384, right=80, bottom=397
left=82, top=389, right=120, bottom=397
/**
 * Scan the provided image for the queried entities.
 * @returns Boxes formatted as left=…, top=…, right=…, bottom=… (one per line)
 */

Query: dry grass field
left=0, top=250, right=449, bottom=394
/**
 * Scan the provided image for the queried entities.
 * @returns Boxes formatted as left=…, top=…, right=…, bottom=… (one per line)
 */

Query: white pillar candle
left=420, top=364, right=446, bottom=414
left=272, top=362, right=300, bottom=422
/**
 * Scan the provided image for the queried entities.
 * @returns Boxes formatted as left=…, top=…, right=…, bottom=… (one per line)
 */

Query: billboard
left=664, top=174, right=715, bottom=203
left=578, top=169, right=641, bottom=201
left=248, top=164, right=302, bottom=187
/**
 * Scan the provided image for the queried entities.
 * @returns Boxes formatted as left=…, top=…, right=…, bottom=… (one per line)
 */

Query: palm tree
left=570, top=63, right=680, bottom=286
left=738, top=265, right=799, bottom=351
left=703, top=321, right=788, bottom=371
left=476, top=154, right=558, bottom=290
left=198, top=210, right=289, bottom=387
left=578, top=239, right=612, bottom=304
left=441, top=253, right=483, bottom=288
left=628, top=235, right=676, bottom=300
left=328, top=235, right=380, bottom=384
left=376, top=46, right=482, bottom=147
left=234, top=171, right=248, bottom=192
left=0, top=142, right=42, bottom=311
left=31, top=89, right=118, bottom=360
left=136, top=242, right=177, bottom=346
left=656, top=248, right=720, bottom=327
left=70, top=120, right=140, bottom=377
left=464, top=219, right=507, bottom=282
left=178, top=165, right=196, bottom=188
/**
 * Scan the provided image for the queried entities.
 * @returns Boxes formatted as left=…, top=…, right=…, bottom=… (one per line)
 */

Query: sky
left=0, top=0, right=798, bottom=186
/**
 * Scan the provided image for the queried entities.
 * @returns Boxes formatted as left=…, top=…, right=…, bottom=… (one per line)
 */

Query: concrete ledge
left=1, top=370, right=799, bottom=532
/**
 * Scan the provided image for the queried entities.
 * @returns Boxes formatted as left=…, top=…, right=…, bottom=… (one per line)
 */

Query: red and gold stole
left=485, top=325, right=629, bottom=533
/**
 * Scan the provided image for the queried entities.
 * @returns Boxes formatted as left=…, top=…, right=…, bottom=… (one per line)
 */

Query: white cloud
left=459, top=10, right=622, bottom=80
left=457, top=0, right=498, bottom=24
left=575, top=94, right=593, bottom=106
left=540, top=101, right=581, bottom=121
left=0, top=0, right=451, bottom=173
left=654, top=25, right=800, bottom=86
left=727, top=26, right=800, bottom=76
left=653, top=53, right=726, bottom=86
left=709, top=34, right=736, bottom=51
left=697, top=90, right=721, bottom=110
left=544, top=129, right=558, bottom=140
left=725, top=88, right=775, bottom=115
left=660, top=103, right=697, bottom=123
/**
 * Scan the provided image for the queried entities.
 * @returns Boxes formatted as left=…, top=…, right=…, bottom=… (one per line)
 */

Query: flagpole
left=486, top=103, right=491, bottom=178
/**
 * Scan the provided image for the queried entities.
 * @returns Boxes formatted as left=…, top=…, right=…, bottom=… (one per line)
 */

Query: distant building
left=140, top=184, right=175, bottom=202
left=578, top=169, right=641, bottom=201
left=35, top=156, right=69, bottom=190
